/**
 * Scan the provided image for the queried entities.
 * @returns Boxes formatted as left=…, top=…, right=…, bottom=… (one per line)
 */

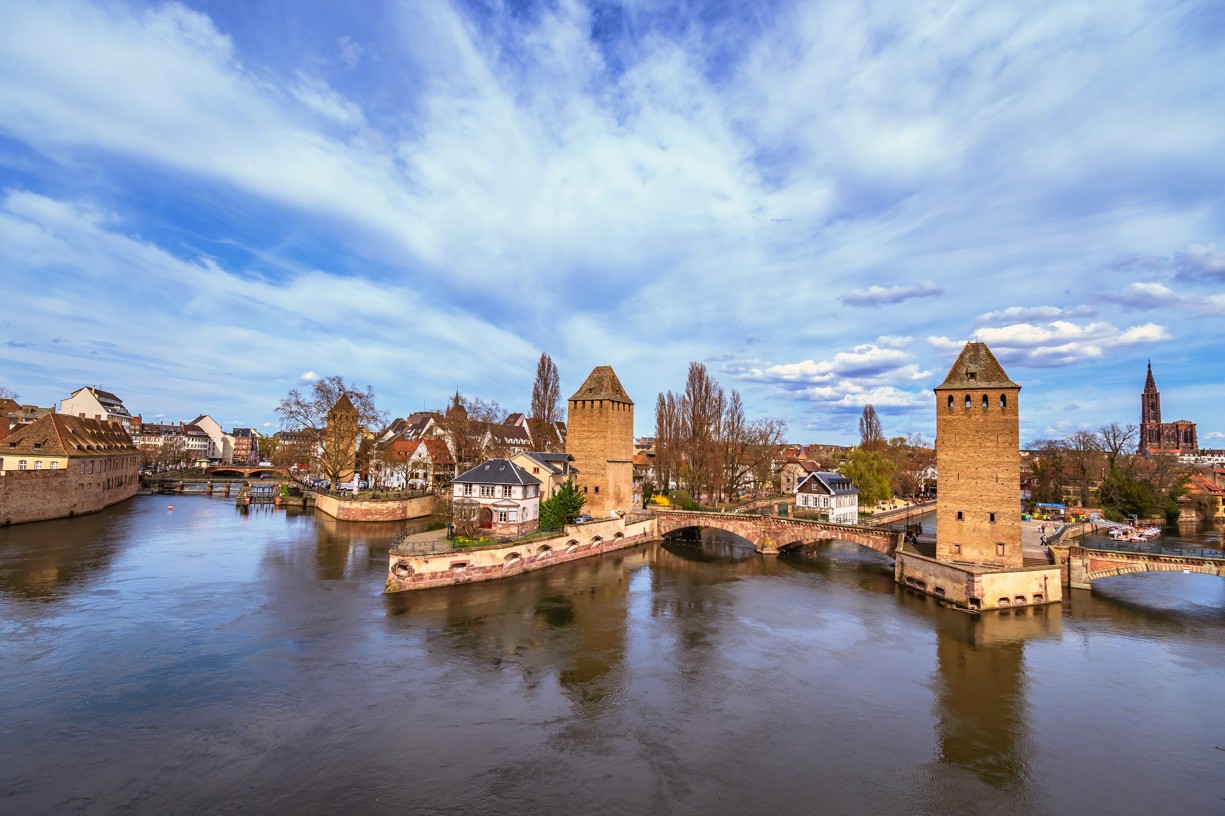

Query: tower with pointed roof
left=1139, top=362, right=1197, bottom=455
left=325, top=393, right=359, bottom=483
left=934, top=342, right=1022, bottom=567
left=565, top=365, right=634, bottom=517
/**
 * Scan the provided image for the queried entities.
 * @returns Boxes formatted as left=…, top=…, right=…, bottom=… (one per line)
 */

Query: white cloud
left=930, top=319, right=1174, bottom=368
left=973, top=305, right=1096, bottom=326
left=1175, top=243, right=1225, bottom=281
left=337, top=35, right=364, bottom=71
left=1104, top=281, right=1225, bottom=316
left=840, top=281, right=942, bottom=307
left=300, top=371, right=319, bottom=382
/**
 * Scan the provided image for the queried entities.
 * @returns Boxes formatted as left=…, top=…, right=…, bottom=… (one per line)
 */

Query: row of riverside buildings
left=1, top=386, right=267, bottom=526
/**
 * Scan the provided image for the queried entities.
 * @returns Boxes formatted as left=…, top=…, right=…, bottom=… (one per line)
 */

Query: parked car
left=576, top=514, right=593, bottom=523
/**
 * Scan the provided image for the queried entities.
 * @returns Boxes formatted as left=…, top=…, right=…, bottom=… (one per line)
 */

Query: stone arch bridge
left=1065, top=541, right=1225, bottom=589
left=652, top=509, right=904, bottom=557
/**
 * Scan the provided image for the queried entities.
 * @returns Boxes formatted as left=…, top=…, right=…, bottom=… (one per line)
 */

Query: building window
left=947, top=395, right=954, bottom=409
left=956, top=510, right=963, bottom=521
left=463, top=484, right=473, bottom=496
left=502, top=485, right=513, bottom=498
left=594, top=485, right=599, bottom=494
left=35, top=461, right=42, bottom=470
left=989, top=512, right=996, bottom=523
left=480, top=485, right=495, bottom=498
left=1000, top=394, right=1007, bottom=409
left=981, top=395, right=989, bottom=408
left=996, top=543, right=1006, bottom=556
left=18, top=460, right=27, bottom=470
left=51, top=461, right=58, bottom=470
left=964, top=395, right=971, bottom=408
left=953, top=543, right=961, bottom=554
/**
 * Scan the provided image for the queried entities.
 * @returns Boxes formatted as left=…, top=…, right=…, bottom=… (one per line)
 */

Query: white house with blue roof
left=452, top=457, right=542, bottom=537
left=795, top=471, right=860, bottom=524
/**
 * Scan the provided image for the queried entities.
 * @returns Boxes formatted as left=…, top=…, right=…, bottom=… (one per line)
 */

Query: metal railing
left=1082, top=539, right=1224, bottom=560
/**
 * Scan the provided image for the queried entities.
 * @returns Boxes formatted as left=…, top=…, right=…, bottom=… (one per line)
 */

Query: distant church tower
left=934, top=342, right=1022, bottom=568
left=565, top=366, right=634, bottom=518
left=1139, top=362, right=1197, bottom=456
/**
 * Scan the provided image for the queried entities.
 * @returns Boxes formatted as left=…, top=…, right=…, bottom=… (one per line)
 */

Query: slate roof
left=453, top=458, right=541, bottom=487
left=569, top=365, right=633, bottom=405
left=71, top=386, right=132, bottom=417
left=797, top=471, right=859, bottom=496
left=935, top=342, right=1019, bottom=391
left=4, top=413, right=137, bottom=457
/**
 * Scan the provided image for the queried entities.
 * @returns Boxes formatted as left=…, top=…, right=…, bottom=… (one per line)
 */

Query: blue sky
left=1, top=0, right=1223, bottom=446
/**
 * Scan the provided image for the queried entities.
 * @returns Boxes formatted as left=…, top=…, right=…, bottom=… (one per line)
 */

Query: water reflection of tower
left=931, top=610, right=1061, bottom=790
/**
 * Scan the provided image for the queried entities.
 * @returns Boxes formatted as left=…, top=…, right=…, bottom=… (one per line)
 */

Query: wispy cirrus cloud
left=840, top=281, right=942, bottom=307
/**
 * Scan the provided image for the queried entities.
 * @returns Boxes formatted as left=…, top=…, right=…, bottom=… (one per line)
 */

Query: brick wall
left=935, top=388, right=1022, bottom=567
left=567, top=398, right=634, bottom=517
left=313, top=492, right=436, bottom=522
left=0, top=463, right=140, bottom=525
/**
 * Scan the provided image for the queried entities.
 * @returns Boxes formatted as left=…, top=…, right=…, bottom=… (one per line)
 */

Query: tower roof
left=934, top=342, right=1019, bottom=391
left=569, top=365, right=633, bottom=405
left=328, top=393, right=357, bottom=418
left=1144, top=360, right=1157, bottom=392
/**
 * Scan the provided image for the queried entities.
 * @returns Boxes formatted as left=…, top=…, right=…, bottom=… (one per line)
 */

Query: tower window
left=964, top=395, right=971, bottom=408
left=594, top=485, right=599, bottom=494
left=982, top=395, right=989, bottom=408
left=1000, top=394, right=1007, bottom=409
left=947, top=395, right=954, bottom=409
left=956, top=510, right=964, bottom=521
left=989, top=512, right=996, bottom=523
left=996, top=543, right=1006, bottom=556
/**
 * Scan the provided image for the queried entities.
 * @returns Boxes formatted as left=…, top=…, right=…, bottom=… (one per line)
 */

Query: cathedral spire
left=1144, top=360, right=1156, bottom=391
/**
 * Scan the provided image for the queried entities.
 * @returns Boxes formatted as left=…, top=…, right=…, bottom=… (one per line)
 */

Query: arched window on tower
left=1000, top=394, right=1007, bottom=409
left=981, top=395, right=989, bottom=408
left=964, top=395, right=971, bottom=409
left=947, top=395, right=954, bottom=409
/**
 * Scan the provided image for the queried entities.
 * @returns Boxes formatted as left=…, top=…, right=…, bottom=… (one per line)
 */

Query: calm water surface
left=2, top=496, right=1224, bottom=815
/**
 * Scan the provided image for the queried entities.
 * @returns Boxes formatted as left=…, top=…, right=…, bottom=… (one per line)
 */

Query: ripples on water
left=1, top=496, right=1223, bottom=815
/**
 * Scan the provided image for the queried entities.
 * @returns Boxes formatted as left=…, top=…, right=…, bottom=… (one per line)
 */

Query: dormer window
left=967, top=371, right=976, bottom=380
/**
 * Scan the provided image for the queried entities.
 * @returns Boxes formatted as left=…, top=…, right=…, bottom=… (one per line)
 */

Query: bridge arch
left=1088, top=562, right=1225, bottom=583
left=651, top=510, right=899, bottom=558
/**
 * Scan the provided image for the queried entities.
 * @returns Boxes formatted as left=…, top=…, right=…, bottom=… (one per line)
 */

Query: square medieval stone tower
left=934, top=343, right=1022, bottom=567
left=565, top=365, right=634, bottom=518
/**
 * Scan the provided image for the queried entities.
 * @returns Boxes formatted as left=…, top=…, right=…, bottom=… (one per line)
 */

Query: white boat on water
left=1108, top=525, right=1162, bottom=543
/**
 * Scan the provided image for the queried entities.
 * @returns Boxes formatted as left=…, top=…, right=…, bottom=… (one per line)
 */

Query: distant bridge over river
left=651, top=509, right=905, bottom=557
left=1066, top=539, right=1225, bottom=589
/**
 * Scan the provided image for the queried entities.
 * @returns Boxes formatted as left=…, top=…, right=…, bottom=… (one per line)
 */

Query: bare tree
left=437, top=392, right=506, bottom=472
left=1066, top=430, right=1104, bottom=508
left=654, top=391, right=681, bottom=492
left=0, top=385, right=17, bottom=402
left=719, top=389, right=786, bottom=501
left=681, top=362, right=725, bottom=503
left=530, top=353, right=562, bottom=424
left=1099, top=422, right=1138, bottom=470
left=859, top=404, right=884, bottom=451
left=274, top=376, right=385, bottom=479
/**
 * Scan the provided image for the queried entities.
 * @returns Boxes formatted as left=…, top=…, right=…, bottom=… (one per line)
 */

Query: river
left=2, top=495, right=1223, bottom=815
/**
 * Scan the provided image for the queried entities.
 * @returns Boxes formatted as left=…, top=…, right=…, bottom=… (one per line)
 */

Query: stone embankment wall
left=0, top=469, right=140, bottom=526
left=895, top=549, right=1061, bottom=610
left=314, top=492, right=436, bottom=522
left=386, top=514, right=656, bottom=592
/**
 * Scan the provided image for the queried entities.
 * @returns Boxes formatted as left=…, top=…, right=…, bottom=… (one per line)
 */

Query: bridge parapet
left=651, top=509, right=901, bottom=557
left=1066, top=541, right=1225, bottom=589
